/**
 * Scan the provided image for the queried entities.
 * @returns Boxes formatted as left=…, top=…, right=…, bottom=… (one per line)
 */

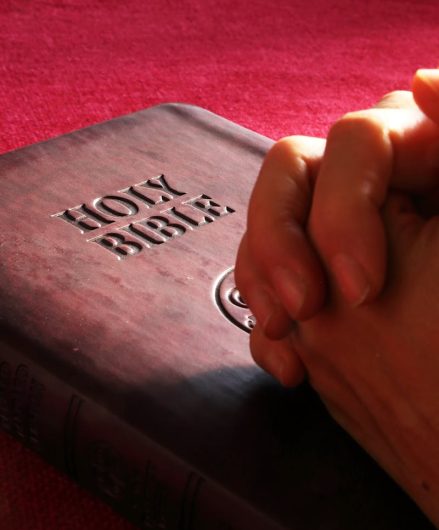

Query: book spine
left=0, top=336, right=285, bottom=530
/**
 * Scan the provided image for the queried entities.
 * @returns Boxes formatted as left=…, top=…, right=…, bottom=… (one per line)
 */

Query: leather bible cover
left=0, top=104, right=433, bottom=529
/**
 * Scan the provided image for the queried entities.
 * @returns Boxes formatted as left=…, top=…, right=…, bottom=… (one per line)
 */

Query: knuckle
left=381, top=89, right=411, bottom=100
left=327, top=110, right=390, bottom=154
left=265, top=136, right=297, bottom=162
left=375, top=90, right=414, bottom=109
left=265, top=135, right=313, bottom=162
left=330, top=109, right=385, bottom=139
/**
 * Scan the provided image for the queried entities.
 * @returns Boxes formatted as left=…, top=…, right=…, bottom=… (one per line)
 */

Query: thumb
left=412, top=69, right=439, bottom=124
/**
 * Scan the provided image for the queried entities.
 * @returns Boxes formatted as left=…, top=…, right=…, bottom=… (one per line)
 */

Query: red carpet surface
left=1, top=0, right=439, bottom=528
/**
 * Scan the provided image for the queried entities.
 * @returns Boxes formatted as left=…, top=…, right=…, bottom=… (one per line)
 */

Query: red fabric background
left=1, top=1, right=439, bottom=528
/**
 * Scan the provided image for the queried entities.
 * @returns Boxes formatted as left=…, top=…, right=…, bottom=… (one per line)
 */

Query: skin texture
left=235, top=69, right=439, bottom=526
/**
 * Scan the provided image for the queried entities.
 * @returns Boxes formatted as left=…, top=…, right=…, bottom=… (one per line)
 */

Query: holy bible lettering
left=52, top=174, right=235, bottom=259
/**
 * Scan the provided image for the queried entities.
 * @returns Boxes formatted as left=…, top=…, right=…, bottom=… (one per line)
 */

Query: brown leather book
left=0, top=104, right=433, bottom=529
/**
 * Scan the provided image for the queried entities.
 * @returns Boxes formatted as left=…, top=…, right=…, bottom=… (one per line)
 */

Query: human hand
left=235, top=68, right=439, bottom=526
left=250, top=189, right=439, bottom=526
left=235, top=68, right=439, bottom=386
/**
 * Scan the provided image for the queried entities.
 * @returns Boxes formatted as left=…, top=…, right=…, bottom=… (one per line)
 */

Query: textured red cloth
left=1, top=1, right=439, bottom=528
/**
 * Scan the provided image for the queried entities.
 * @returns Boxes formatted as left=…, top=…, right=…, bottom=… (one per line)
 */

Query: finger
left=243, top=136, right=327, bottom=327
left=374, top=90, right=418, bottom=110
left=383, top=88, right=439, bottom=191
left=249, top=323, right=306, bottom=387
left=413, top=69, right=439, bottom=125
left=309, top=98, right=439, bottom=307
left=235, top=234, right=293, bottom=338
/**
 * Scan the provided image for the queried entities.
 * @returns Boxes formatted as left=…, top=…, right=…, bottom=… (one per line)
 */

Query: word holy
left=52, top=175, right=235, bottom=259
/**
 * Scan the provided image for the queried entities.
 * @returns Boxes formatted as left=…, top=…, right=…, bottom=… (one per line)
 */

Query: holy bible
left=0, top=104, right=433, bottom=529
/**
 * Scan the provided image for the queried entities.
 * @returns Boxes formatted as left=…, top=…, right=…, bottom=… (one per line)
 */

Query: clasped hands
left=235, top=69, right=439, bottom=526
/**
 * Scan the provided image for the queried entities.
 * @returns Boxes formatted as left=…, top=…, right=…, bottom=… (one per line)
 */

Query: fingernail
left=331, top=254, right=370, bottom=307
left=416, top=69, right=439, bottom=95
left=272, top=267, right=306, bottom=318
left=247, top=286, right=278, bottom=332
